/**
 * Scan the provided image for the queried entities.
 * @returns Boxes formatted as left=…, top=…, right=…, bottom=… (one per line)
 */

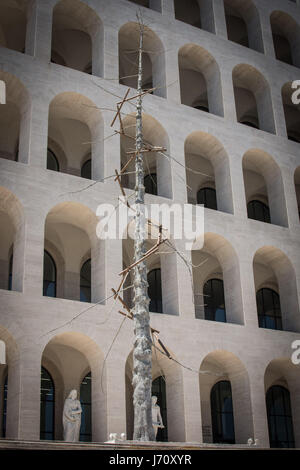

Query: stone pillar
left=103, top=26, right=119, bottom=81
left=161, top=0, right=175, bottom=17
left=281, top=165, right=300, bottom=229
left=91, top=236, right=106, bottom=304
left=182, top=366, right=202, bottom=442
left=11, top=218, right=26, bottom=293
left=105, top=355, right=127, bottom=439
left=248, top=369, right=270, bottom=447
left=219, top=63, right=237, bottom=123
left=164, top=44, right=181, bottom=104
left=161, top=250, right=179, bottom=316
left=25, top=0, right=56, bottom=62
left=28, top=96, right=49, bottom=168
left=270, top=85, right=288, bottom=138
left=237, top=252, right=259, bottom=328
left=168, top=135, right=188, bottom=204
left=64, top=271, right=80, bottom=301
left=91, top=118, right=105, bottom=182
left=212, top=0, right=227, bottom=39
left=22, top=211, right=45, bottom=297
left=103, top=120, right=120, bottom=181
left=172, top=240, right=195, bottom=318
left=105, top=239, right=123, bottom=302
left=228, top=152, right=247, bottom=220
left=255, top=3, right=276, bottom=58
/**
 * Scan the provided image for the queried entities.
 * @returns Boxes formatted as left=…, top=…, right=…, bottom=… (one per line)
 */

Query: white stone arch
left=232, top=64, right=276, bottom=134
left=125, top=345, right=185, bottom=442
left=253, top=246, right=300, bottom=333
left=41, top=331, right=106, bottom=442
left=0, top=187, right=24, bottom=293
left=48, top=92, right=104, bottom=180
left=242, top=149, right=288, bottom=227
left=120, top=112, right=172, bottom=199
left=0, top=70, right=31, bottom=164
left=199, top=350, right=253, bottom=444
left=0, top=0, right=28, bottom=53
left=52, top=0, right=103, bottom=76
left=192, top=232, right=244, bottom=325
left=270, top=10, right=300, bottom=67
left=118, top=22, right=166, bottom=98
left=178, top=44, right=224, bottom=118
left=224, top=0, right=264, bottom=52
left=44, top=201, right=105, bottom=303
left=184, top=131, right=233, bottom=214
left=264, top=358, right=300, bottom=447
left=282, top=82, right=300, bottom=142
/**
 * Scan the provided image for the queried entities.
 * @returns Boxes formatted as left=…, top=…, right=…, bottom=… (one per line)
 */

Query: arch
left=119, top=22, right=166, bottom=98
left=0, top=70, right=31, bottom=163
left=210, top=380, right=235, bottom=443
left=52, top=0, right=103, bottom=76
left=242, top=149, right=288, bottom=227
left=0, top=187, right=24, bottom=292
left=178, top=44, right=224, bottom=117
left=253, top=246, right=300, bottom=333
left=185, top=131, right=233, bottom=214
left=192, top=233, right=243, bottom=324
left=256, top=287, right=282, bottom=330
left=120, top=113, right=172, bottom=199
left=152, top=376, right=167, bottom=441
left=224, top=0, right=264, bottom=52
left=41, top=331, right=106, bottom=442
left=44, top=202, right=105, bottom=303
left=200, top=350, right=253, bottom=444
left=0, top=0, right=28, bottom=53
left=232, top=64, right=275, bottom=134
left=125, top=345, right=185, bottom=442
left=148, top=268, right=163, bottom=313
left=270, top=11, right=300, bottom=67
left=282, top=82, right=300, bottom=143
left=48, top=92, right=103, bottom=180
left=266, top=386, right=295, bottom=448
left=203, top=278, right=226, bottom=322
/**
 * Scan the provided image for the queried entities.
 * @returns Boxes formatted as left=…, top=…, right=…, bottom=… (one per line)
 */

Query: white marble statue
left=152, top=395, right=164, bottom=439
left=63, top=389, right=82, bottom=442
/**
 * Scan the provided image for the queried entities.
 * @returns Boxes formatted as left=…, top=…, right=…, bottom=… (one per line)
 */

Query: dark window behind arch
left=47, top=149, right=59, bottom=172
left=266, top=385, right=295, bottom=448
left=43, top=250, right=57, bottom=298
left=40, top=367, right=55, bottom=440
left=144, top=173, right=157, bottom=196
left=203, top=279, right=226, bottom=323
left=211, top=380, right=235, bottom=444
left=80, top=372, right=92, bottom=442
left=247, top=200, right=271, bottom=223
left=80, top=259, right=91, bottom=303
left=197, top=187, right=217, bottom=210
left=148, top=268, right=162, bottom=313
left=81, top=159, right=92, bottom=180
left=8, top=253, right=13, bottom=290
left=152, top=376, right=168, bottom=442
left=256, top=288, right=283, bottom=330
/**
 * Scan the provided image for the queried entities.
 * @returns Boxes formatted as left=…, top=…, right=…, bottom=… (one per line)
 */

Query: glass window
left=266, top=386, right=295, bottom=448
left=43, top=251, right=57, bottom=298
left=203, top=279, right=226, bottom=323
left=8, top=253, right=13, bottom=290
left=2, top=375, right=7, bottom=438
left=211, top=380, right=235, bottom=444
left=152, top=376, right=168, bottom=442
left=148, top=268, right=163, bottom=313
left=247, top=200, right=271, bottom=223
left=81, top=159, right=92, bottom=180
left=80, top=259, right=91, bottom=303
left=197, top=188, right=217, bottom=210
left=256, top=288, right=283, bottom=331
left=40, top=367, right=55, bottom=440
left=47, top=149, right=59, bottom=172
left=144, top=173, right=157, bottom=196
left=80, top=372, right=92, bottom=442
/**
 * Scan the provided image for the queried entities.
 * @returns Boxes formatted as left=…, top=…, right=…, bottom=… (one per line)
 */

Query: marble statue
left=152, top=395, right=164, bottom=439
left=63, top=389, right=82, bottom=442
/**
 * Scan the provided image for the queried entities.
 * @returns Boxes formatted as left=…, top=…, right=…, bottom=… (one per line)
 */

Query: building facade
left=0, top=0, right=300, bottom=447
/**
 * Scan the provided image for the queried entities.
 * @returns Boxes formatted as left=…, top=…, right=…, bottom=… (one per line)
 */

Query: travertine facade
left=0, top=0, right=300, bottom=447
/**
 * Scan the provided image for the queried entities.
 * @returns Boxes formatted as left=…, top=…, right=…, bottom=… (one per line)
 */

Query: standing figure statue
left=151, top=395, right=164, bottom=439
left=63, top=389, right=82, bottom=442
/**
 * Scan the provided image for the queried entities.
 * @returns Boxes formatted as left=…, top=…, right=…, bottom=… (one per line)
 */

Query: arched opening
left=224, top=0, right=263, bottom=52
left=174, top=0, right=201, bottom=28
left=253, top=247, right=300, bottom=333
left=48, top=92, right=103, bottom=180
left=242, top=149, right=288, bottom=227
left=0, top=71, right=30, bottom=163
left=41, top=332, right=106, bottom=442
left=81, top=158, right=92, bottom=180
left=294, top=167, right=300, bottom=220
left=210, top=380, right=235, bottom=443
left=192, top=233, right=243, bottom=324
left=233, top=64, right=275, bottom=134
left=43, top=250, right=57, bottom=298
left=80, top=371, right=92, bottom=442
left=0, top=187, right=24, bottom=292
left=120, top=113, right=172, bottom=199
left=185, top=131, right=233, bottom=214
left=40, top=366, right=55, bottom=440
left=148, top=268, right=163, bottom=313
left=200, top=351, right=253, bottom=444
left=51, top=0, right=103, bottom=76
left=282, top=82, right=300, bottom=143
left=80, top=259, right=91, bottom=303
left=44, top=202, right=105, bottom=303
left=178, top=44, right=224, bottom=117
left=119, top=22, right=166, bottom=98
left=0, top=0, right=28, bottom=53
left=152, top=376, right=168, bottom=441
left=270, top=11, right=300, bottom=67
